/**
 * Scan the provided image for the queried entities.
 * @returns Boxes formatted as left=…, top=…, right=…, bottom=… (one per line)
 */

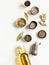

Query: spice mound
left=24, top=35, right=32, bottom=42
left=29, top=21, right=37, bottom=29
left=16, top=18, right=26, bottom=27
left=29, top=43, right=38, bottom=56
left=37, top=30, right=46, bottom=38
left=31, top=6, right=39, bottom=15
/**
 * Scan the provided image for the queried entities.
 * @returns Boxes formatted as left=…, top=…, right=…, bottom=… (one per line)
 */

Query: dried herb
left=40, top=14, right=46, bottom=22
left=29, top=42, right=38, bottom=56
left=17, top=32, right=24, bottom=41
left=24, top=12, right=28, bottom=20
left=39, top=22, right=46, bottom=26
left=39, top=14, right=46, bottom=26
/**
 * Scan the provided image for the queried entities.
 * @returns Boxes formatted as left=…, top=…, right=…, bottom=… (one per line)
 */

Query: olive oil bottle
left=20, top=53, right=31, bottom=65
left=15, top=47, right=31, bottom=65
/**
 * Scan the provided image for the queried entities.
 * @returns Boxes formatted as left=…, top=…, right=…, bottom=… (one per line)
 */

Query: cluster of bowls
left=16, top=17, right=46, bottom=41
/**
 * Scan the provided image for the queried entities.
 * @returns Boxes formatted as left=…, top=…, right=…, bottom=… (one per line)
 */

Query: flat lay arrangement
left=14, top=0, right=47, bottom=65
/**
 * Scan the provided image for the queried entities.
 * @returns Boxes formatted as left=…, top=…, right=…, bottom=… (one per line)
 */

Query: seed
left=31, top=6, right=39, bottom=15
left=24, top=35, right=32, bottom=42
left=29, top=21, right=37, bottom=29
left=24, top=1, right=30, bottom=7
left=37, top=30, right=46, bottom=39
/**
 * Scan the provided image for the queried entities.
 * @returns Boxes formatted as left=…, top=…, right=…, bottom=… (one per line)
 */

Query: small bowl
left=24, top=35, right=32, bottom=42
left=30, top=6, right=39, bottom=15
left=37, top=30, right=46, bottom=39
left=24, top=1, right=31, bottom=7
left=29, top=21, right=37, bottom=29
left=16, top=18, right=26, bottom=27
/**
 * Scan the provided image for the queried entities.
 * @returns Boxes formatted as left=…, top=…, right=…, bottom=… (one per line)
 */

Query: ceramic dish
left=37, top=30, right=46, bottom=38
left=31, top=6, right=39, bottom=15
left=29, top=21, right=37, bottom=29
left=16, top=18, right=26, bottom=27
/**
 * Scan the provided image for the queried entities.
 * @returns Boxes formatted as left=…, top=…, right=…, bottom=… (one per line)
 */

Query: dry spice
left=39, top=14, right=46, bottom=26
left=24, top=12, right=28, bottom=20
left=17, top=32, right=24, bottom=41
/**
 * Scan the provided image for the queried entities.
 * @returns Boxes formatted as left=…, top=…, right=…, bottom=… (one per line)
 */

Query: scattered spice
left=24, top=12, right=28, bottom=20
left=39, top=14, right=46, bottom=26
left=16, top=18, right=26, bottom=27
left=37, top=30, right=46, bottom=39
left=24, top=1, right=30, bottom=7
left=29, top=21, right=37, bottom=29
left=30, top=6, right=39, bottom=15
left=17, top=32, right=24, bottom=41
left=24, top=35, right=32, bottom=42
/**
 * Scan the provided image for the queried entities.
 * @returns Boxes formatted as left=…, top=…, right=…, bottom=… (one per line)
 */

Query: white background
left=0, top=0, right=49, bottom=65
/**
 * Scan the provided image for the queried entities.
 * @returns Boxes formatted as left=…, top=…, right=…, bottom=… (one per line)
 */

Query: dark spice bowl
left=24, top=0, right=31, bottom=7
left=37, top=30, right=47, bottom=39
left=24, top=35, right=32, bottom=42
left=29, top=21, right=37, bottom=29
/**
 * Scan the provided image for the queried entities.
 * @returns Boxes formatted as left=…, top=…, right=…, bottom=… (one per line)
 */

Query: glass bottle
left=15, top=47, right=31, bottom=65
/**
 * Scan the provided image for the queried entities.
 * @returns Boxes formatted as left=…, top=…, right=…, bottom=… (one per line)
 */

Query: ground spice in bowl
left=29, top=21, right=37, bottom=29
left=37, top=30, right=46, bottom=39
left=30, top=6, right=39, bottom=15
left=16, top=18, right=26, bottom=27
left=24, top=35, right=32, bottom=42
